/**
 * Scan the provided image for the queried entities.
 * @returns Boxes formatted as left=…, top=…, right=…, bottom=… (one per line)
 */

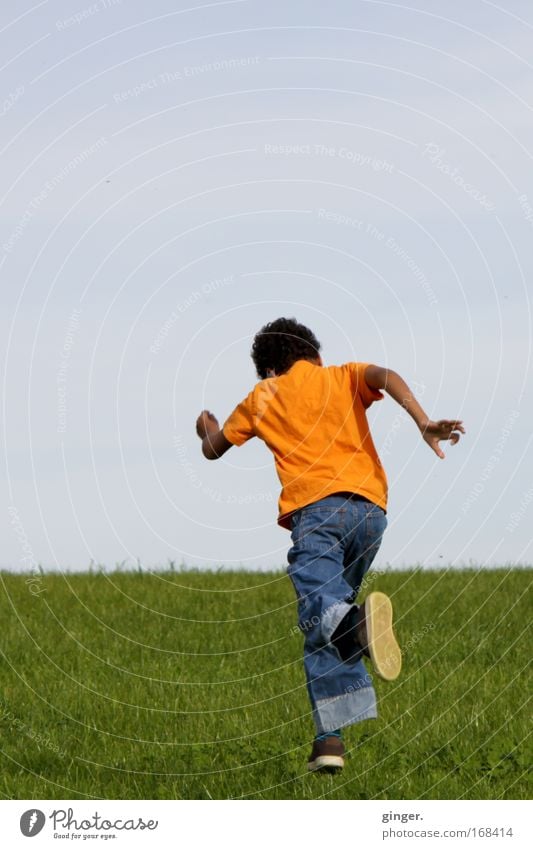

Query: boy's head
left=251, top=317, right=322, bottom=379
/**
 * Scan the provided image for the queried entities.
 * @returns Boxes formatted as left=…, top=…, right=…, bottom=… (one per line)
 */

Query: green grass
left=0, top=567, right=530, bottom=800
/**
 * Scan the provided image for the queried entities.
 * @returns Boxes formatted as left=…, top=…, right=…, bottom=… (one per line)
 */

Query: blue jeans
left=287, top=494, right=388, bottom=734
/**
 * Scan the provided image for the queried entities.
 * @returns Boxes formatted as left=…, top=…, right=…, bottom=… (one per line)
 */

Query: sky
left=1, top=0, right=532, bottom=571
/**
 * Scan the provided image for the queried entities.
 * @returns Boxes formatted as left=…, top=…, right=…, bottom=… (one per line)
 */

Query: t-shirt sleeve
left=349, top=362, right=385, bottom=409
left=222, top=390, right=256, bottom=446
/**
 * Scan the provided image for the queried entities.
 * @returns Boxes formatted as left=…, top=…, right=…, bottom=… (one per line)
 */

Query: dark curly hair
left=251, top=317, right=321, bottom=379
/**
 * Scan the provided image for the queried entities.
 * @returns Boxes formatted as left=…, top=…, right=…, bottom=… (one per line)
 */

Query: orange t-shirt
left=222, top=360, right=387, bottom=529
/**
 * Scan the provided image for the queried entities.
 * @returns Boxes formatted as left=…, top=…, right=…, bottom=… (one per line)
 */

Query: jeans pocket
left=290, top=508, right=346, bottom=558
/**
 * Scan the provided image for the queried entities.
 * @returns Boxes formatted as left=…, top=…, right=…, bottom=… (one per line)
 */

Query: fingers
left=197, top=410, right=217, bottom=423
left=437, top=431, right=461, bottom=453
left=424, top=419, right=464, bottom=459
left=438, top=419, right=465, bottom=433
left=196, top=411, right=210, bottom=437
left=425, top=434, right=451, bottom=458
left=196, top=410, right=219, bottom=440
left=434, top=431, right=460, bottom=458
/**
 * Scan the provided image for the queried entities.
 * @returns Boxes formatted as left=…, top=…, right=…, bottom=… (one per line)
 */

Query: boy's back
left=222, top=359, right=387, bottom=528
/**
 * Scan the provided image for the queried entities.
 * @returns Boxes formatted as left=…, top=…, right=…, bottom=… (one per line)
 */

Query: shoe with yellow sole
left=356, top=591, right=402, bottom=681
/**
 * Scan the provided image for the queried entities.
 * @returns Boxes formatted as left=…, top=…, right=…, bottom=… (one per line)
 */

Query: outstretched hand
left=420, top=419, right=465, bottom=459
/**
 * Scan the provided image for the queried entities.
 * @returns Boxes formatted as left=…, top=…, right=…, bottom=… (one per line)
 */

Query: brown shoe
left=307, top=736, right=345, bottom=772
left=356, top=591, right=402, bottom=681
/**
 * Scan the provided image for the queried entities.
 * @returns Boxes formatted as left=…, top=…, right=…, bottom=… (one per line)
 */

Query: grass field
left=0, top=566, right=530, bottom=800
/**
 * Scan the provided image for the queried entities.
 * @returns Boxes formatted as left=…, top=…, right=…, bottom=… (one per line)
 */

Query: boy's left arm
left=195, top=410, right=233, bottom=460
left=364, top=365, right=465, bottom=459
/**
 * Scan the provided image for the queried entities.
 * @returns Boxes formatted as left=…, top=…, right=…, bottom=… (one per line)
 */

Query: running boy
left=195, top=317, right=464, bottom=772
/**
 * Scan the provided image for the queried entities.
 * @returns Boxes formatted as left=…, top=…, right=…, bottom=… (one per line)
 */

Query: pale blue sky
left=2, top=0, right=532, bottom=570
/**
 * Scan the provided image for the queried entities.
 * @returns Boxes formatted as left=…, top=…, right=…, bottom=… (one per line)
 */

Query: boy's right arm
left=364, top=365, right=465, bottom=459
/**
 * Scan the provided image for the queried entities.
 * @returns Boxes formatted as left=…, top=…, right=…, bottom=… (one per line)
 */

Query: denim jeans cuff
left=313, top=684, right=377, bottom=734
